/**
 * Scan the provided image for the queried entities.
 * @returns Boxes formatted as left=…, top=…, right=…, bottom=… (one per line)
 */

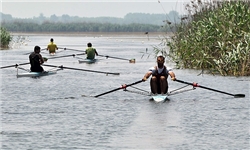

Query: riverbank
left=10, top=32, right=171, bottom=37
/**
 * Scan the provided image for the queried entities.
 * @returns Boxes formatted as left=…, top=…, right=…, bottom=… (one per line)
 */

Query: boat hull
left=151, top=95, right=169, bottom=102
left=17, top=71, right=57, bottom=77
left=78, top=59, right=97, bottom=64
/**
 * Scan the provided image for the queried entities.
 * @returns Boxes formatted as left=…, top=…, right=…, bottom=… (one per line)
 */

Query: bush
left=0, top=27, right=12, bottom=49
left=158, top=0, right=250, bottom=76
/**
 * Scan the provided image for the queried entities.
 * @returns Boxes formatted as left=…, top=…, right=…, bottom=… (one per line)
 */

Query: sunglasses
left=157, top=59, right=165, bottom=63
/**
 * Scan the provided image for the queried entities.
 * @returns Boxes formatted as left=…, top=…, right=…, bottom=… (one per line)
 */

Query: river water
left=0, top=33, right=249, bottom=149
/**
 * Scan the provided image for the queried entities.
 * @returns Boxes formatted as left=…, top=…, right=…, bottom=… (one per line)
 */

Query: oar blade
left=129, top=59, right=136, bottom=63
left=234, top=94, right=245, bottom=98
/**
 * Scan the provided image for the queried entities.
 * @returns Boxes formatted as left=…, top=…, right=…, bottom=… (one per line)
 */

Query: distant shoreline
left=10, top=32, right=172, bottom=37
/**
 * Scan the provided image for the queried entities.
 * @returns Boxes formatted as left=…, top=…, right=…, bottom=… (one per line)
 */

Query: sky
left=1, top=0, right=190, bottom=19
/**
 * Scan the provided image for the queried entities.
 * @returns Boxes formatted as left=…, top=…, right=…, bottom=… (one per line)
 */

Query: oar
left=1, top=53, right=86, bottom=69
left=98, top=54, right=135, bottom=63
left=58, top=47, right=85, bottom=52
left=175, top=79, right=245, bottom=98
left=44, top=53, right=86, bottom=60
left=94, top=80, right=143, bottom=97
left=42, top=64, right=120, bottom=75
left=23, top=48, right=47, bottom=55
left=0, top=62, right=30, bottom=69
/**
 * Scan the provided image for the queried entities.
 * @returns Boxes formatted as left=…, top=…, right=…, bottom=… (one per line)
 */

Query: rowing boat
left=17, top=70, right=58, bottom=78
left=123, top=89, right=169, bottom=102
left=151, top=94, right=169, bottom=102
left=16, top=67, right=61, bottom=78
left=78, top=59, right=97, bottom=64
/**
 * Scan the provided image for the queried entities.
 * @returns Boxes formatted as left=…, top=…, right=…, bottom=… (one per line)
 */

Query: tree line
left=0, top=12, right=180, bottom=33
left=1, top=22, right=164, bottom=33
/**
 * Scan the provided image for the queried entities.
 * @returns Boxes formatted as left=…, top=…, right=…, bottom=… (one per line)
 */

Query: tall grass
left=157, top=0, right=250, bottom=76
left=0, top=27, right=12, bottom=49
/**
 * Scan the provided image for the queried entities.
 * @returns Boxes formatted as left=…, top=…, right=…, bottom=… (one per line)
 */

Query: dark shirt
left=29, top=52, right=44, bottom=72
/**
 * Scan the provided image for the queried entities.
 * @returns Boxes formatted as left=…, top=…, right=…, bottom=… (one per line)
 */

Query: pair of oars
left=50, top=48, right=135, bottom=63
left=1, top=52, right=120, bottom=75
left=1, top=63, right=120, bottom=76
left=93, top=79, right=245, bottom=98
left=24, top=47, right=83, bottom=55
left=59, top=47, right=135, bottom=63
left=0, top=52, right=86, bottom=69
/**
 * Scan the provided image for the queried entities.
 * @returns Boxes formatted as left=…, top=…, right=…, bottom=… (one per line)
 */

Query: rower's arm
left=142, top=71, right=152, bottom=81
left=169, top=71, right=176, bottom=81
left=39, top=54, right=44, bottom=64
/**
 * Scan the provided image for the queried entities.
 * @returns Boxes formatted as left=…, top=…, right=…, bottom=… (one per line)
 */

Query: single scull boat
left=16, top=66, right=62, bottom=78
left=78, top=59, right=98, bottom=64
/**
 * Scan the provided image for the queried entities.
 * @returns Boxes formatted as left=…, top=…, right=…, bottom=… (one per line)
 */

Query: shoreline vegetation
left=154, top=0, right=250, bottom=76
left=1, top=0, right=249, bottom=76
left=0, top=27, right=12, bottom=49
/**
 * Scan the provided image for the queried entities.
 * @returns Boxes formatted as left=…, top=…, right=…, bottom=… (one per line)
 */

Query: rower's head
left=87, top=42, right=92, bottom=47
left=34, top=46, right=41, bottom=53
left=157, top=55, right=165, bottom=68
left=50, top=38, right=54, bottom=42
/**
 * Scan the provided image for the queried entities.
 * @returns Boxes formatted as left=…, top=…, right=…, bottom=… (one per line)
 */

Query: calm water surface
left=1, top=33, right=249, bottom=149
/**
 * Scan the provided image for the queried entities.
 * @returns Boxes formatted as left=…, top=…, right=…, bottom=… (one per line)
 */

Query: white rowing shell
left=152, top=95, right=169, bottom=102
left=17, top=70, right=57, bottom=77
left=78, top=59, right=97, bottom=64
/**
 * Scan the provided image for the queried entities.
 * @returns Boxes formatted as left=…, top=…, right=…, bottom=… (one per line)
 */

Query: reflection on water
left=1, top=33, right=249, bottom=149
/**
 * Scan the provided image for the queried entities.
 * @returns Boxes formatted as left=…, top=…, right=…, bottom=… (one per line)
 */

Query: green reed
left=157, top=0, right=250, bottom=76
left=0, top=27, right=12, bottom=49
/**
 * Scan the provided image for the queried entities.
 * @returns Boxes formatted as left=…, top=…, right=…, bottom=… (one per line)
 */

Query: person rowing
left=142, top=55, right=176, bottom=94
left=47, top=38, right=58, bottom=55
left=85, top=42, right=98, bottom=59
left=29, top=46, right=45, bottom=72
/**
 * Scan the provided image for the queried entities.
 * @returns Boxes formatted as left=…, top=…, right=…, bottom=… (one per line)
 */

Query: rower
left=142, top=55, right=176, bottom=94
left=85, top=42, right=98, bottom=59
left=47, top=38, right=58, bottom=55
left=29, top=46, right=44, bottom=72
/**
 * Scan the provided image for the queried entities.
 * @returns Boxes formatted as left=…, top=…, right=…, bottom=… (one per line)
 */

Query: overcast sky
left=1, top=0, right=190, bottom=18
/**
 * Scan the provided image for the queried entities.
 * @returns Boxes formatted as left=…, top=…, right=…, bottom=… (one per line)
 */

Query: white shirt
left=149, top=66, right=173, bottom=75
